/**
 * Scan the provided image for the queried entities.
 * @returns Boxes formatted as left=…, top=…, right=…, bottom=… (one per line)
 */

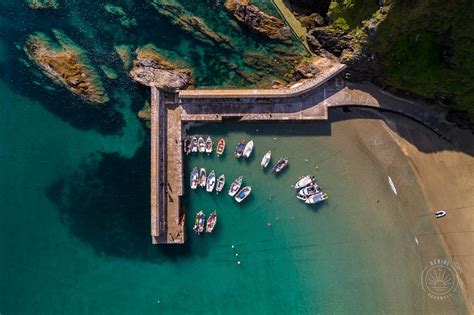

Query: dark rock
left=288, top=0, right=331, bottom=16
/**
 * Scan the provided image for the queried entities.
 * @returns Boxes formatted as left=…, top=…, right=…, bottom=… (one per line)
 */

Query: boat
left=198, top=136, right=206, bottom=153
left=235, top=186, right=252, bottom=203
left=191, top=136, right=198, bottom=153
left=234, top=140, right=246, bottom=158
left=199, top=168, right=206, bottom=187
left=388, top=176, right=397, bottom=195
left=205, top=136, right=213, bottom=154
left=216, top=139, right=225, bottom=156
left=206, top=170, right=216, bottom=192
left=216, top=174, right=225, bottom=193
left=243, top=140, right=254, bottom=158
left=272, top=157, right=289, bottom=173
left=193, top=211, right=205, bottom=235
left=297, top=183, right=319, bottom=200
left=190, top=167, right=199, bottom=189
left=304, top=191, right=328, bottom=204
left=228, top=176, right=243, bottom=197
left=184, top=138, right=191, bottom=155
left=294, top=175, right=316, bottom=189
left=206, top=210, right=217, bottom=233
left=261, top=150, right=271, bottom=168
left=435, top=210, right=447, bottom=218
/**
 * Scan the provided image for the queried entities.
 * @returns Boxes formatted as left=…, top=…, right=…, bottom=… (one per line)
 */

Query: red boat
left=216, top=139, right=225, bottom=156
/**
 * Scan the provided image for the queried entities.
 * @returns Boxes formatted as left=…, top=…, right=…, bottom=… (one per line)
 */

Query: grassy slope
left=329, top=0, right=474, bottom=122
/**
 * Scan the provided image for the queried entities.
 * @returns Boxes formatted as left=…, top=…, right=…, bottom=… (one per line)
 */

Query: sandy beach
left=342, top=108, right=474, bottom=312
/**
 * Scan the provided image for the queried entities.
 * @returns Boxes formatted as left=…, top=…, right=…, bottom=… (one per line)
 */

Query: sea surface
left=0, top=1, right=468, bottom=314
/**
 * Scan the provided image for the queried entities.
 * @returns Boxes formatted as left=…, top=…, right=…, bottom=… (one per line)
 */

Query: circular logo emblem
left=421, top=259, right=458, bottom=300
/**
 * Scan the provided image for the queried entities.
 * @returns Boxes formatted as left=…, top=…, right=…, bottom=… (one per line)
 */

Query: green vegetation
left=329, top=0, right=379, bottom=31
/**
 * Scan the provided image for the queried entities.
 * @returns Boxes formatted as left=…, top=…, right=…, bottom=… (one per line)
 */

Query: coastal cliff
left=24, top=31, right=109, bottom=104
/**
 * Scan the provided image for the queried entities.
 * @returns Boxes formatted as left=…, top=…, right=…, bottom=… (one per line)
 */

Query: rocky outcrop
left=27, top=0, right=59, bottom=9
left=225, top=0, right=292, bottom=42
left=24, top=31, right=109, bottom=104
left=130, top=45, right=193, bottom=91
left=287, top=0, right=330, bottom=16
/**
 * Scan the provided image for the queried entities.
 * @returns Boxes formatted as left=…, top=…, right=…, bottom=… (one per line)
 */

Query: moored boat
left=193, top=210, right=206, bottom=234
left=234, top=140, right=246, bottom=158
left=216, top=139, right=225, bottom=156
left=206, top=170, right=216, bottom=192
left=235, top=186, right=252, bottom=203
left=206, top=210, right=217, bottom=233
left=304, top=191, right=328, bottom=204
left=205, top=136, right=213, bottom=154
left=243, top=140, right=254, bottom=158
left=198, top=136, right=206, bottom=153
left=184, top=138, right=191, bottom=155
left=191, top=136, right=198, bottom=153
left=190, top=167, right=198, bottom=189
left=228, top=176, right=243, bottom=197
left=294, top=175, right=316, bottom=189
left=297, top=183, right=319, bottom=200
left=199, top=168, right=206, bottom=187
left=216, top=174, right=225, bottom=193
left=272, top=157, right=289, bottom=173
left=261, top=150, right=271, bottom=168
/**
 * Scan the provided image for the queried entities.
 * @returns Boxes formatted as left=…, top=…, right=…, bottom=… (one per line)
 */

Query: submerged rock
left=24, top=31, right=109, bottom=104
left=104, top=4, right=137, bottom=28
left=130, top=45, right=193, bottom=91
left=114, top=44, right=133, bottom=70
left=225, top=0, right=292, bottom=42
left=27, top=0, right=59, bottom=9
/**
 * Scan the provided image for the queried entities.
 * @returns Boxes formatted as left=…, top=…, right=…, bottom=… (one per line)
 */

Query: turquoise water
left=0, top=1, right=469, bottom=314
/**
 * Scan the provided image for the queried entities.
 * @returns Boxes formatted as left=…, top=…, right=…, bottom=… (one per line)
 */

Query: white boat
left=235, top=186, right=252, bottom=203
left=216, top=174, right=225, bottom=193
left=304, top=191, right=328, bottom=204
left=261, top=150, right=271, bottom=168
left=388, top=176, right=397, bottom=195
left=199, top=168, right=206, bottom=187
left=435, top=210, right=446, bottom=218
left=272, top=157, right=288, bottom=173
left=216, top=139, right=225, bottom=156
left=206, top=210, right=217, bottom=233
left=228, top=176, right=243, bottom=197
left=193, top=211, right=205, bottom=235
left=294, top=175, right=316, bottom=189
left=191, top=136, right=198, bottom=153
left=205, top=136, right=213, bottom=154
left=206, top=170, right=216, bottom=192
left=243, top=140, right=254, bottom=158
left=190, top=167, right=198, bottom=189
left=198, top=137, right=206, bottom=153
left=297, top=183, right=319, bottom=200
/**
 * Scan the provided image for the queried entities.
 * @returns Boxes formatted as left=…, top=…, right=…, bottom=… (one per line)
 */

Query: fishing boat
left=206, top=170, right=216, bottom=192
left=272, top=157, right=289, bottom=173
left=216, top=174, right=225, bottom=193
left=294, top=175, right=316, bottom=189
left=228, top=176, right=243, bottom=197
left=198, top=136, right=206, bottom=153
left=190, top=167, right=199, bottom=189
left=261, top=150, right=271, bottom=168
left=297, top=183, right=319, bottom=200
left=184, top=138, right=191, bottom=155
left=235, top=186, right=252, bottom=203
left=206, top=210, right=217, bottom=233
left=234, top=140, right=246, bottom=158
left=205, top=136, right=213, bottom=154
left=304, top=191, right=328, bottom=204
left=193, top=211, right=206, bottom=235
left=243, top=140, right=254, bottom=158
left=216, top=139, right=225, bottom=156
left=191, top=136, right=198, bottom=153
left=199, top=168, right=206, bottom=187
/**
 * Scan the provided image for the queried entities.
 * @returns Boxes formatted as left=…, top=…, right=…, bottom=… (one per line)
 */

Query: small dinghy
left=234, top=141, right=246, bottom=158
left=193, top=211, right=206, bottom=235
left=190, top=167, right=199, bottom=189
left=205, top=136, right=213, bottom=154
left=216, top=174, right=225, bottom=193
left=435, top=210, right=446, bottom=218
left=235, top=186, right=252, bottom=203
left=297, top=183, right=319, bottom=200
left=191, top=136, right=198, bottom=153
left=206, top=170, right=216, bottom=192
left=184, top=138, right=191, bottom=155
left=272, top=157, right=289, bottom=173
left=304, top=191, right=328, bottom=204
left=228, top=176, right=243, bottom=197
left=198, top=137, right=206, bottom=153
left=388, top=176, right=397, bottom=195
left=199, top=168, right=207, bottom=187
left=294, top=175, right=316, bottom=189
left=206, top=210, right=217, bottom=233
left=243, top=140, right=254, bottom=158
left=261, top=150, right=271, bottom=168
left=216, top=139, right=225, bottom=156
